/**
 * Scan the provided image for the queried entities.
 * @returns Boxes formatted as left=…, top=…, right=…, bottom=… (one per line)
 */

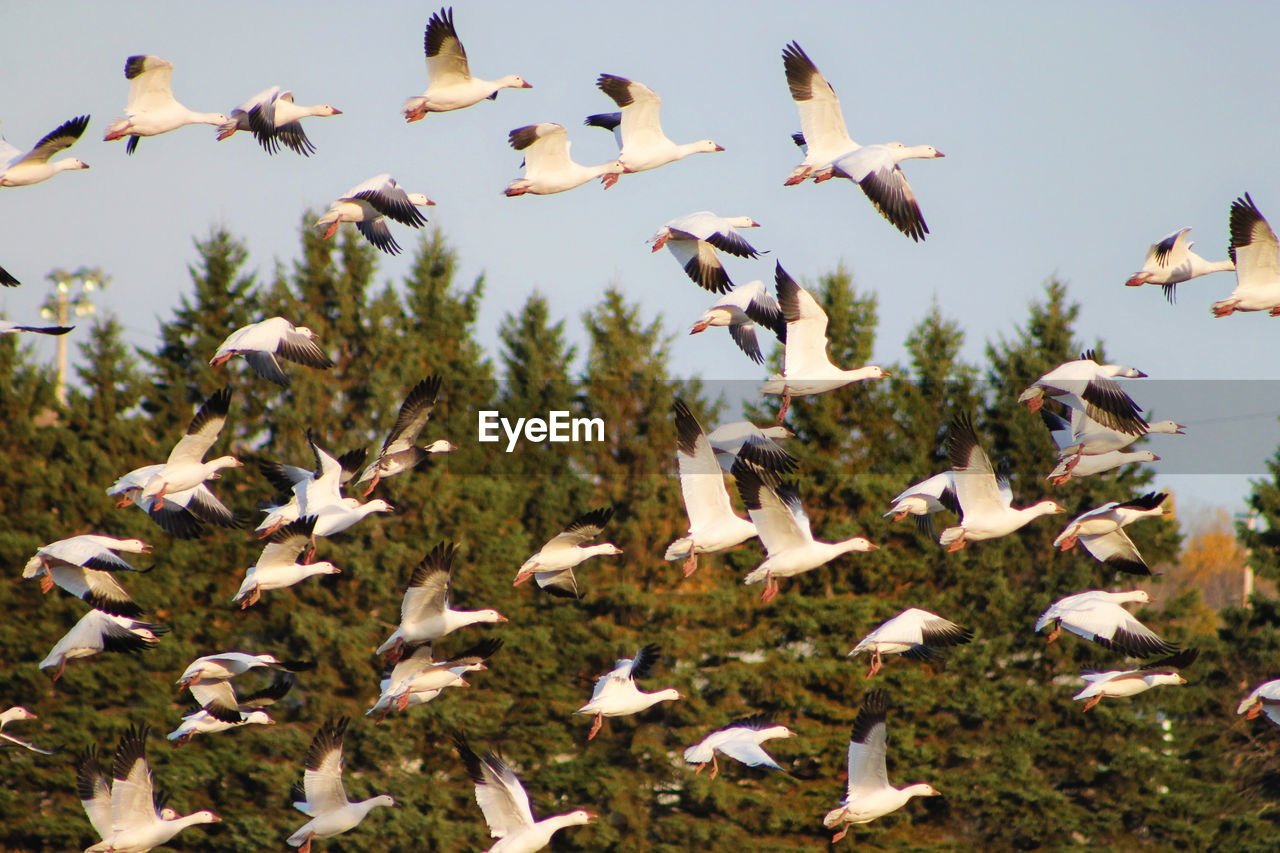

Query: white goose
left=402, top=6, right=531, bottom=121
left=823, top=689, right=939, bottom=842
left=1040, top=407, right=1183, bottom=481
left=1213, top=193, right=1280, bottom=317
left=883, top=470, right=1015, bottom=537
left=1238, top=680, right=1280, bottom=726
left=732, top=457, right=877, bottom=603
left=376, top=543, right=506, bottom=662
left=827, top=143, right=945, bottom=242
left=513, top=507, right=622, bottom=598
left=356, top=375, right=454, bottom=495
left=295, top=434, right=393, bottom=544
left=683, top=714, right=795, bottom=779
left=1035, top=589, right=1178, bottom=657
left=316, top=174, right=433, bottom=255
left=217, top=86, right=341, bottom=155
left=210, top=317, right=334, bottom=387
left=1072, top=648, right=1198, bottom=711
left=170, top=672, right=294, bottom=745
left=102, top=56, right=230, bottom=155
left=454, top=732, right=594, bottom=853
left=176, top=651, right=314, bottom=689
left=0, top=115, right=89, bottom=187
left=663, top=399, right=759, bottom=577
left=938, top=412, right=1064, bottom=551
left=1045, top=448, right=1159, bottom=485
left=780, top=42, right=855, bottom=185
left=503, top=123, right=625, bottom=196
left=288, top=718, right=395, bottom=853
left=78, top=725, right=219, bottom=852
left=23, top=534, right=151, bottom=614
left=136, top=387, right=242, bottom=510
left=849, top=608, right=973, bottom=678
left=1125, top=227, right=1234, bottom=303
left=233, top=517, right=340, bottom=608
left=109, top=464, right=240, bottom=538
left=367, top=638, right=502, bottom=719
left=576, top=644, right=682, bottom=740
left=650, top=212, right=763, bottom=295
left=762, top=262, right=888, bottom=422
left=706, top=421, right=795, bottom=474
left=1017, top=350, right=1148, bottom=435
left=689, top=280, right=786, bottom=364
left=0, top=707, right=53, bottom=754
left=585, top=74, right=723, bottom=173
left=167, top=709, right=273, bottom=746
left=1053, top=492, right=1168, bottom=575
left=41, top=610, right=168, bottom=681
left=254, top=445, right=367, bottom=537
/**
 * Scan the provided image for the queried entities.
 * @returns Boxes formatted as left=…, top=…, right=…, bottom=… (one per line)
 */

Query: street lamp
left=40, top=266, right=108, bottom=406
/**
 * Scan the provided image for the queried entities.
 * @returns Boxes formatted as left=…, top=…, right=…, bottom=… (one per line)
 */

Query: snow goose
left=356, top=375, right=455, bottom=496
left=254, top=446, right=367, bottom=537
left=664, top=399, right=759, bottom=577
left=883, top=470, right=1014, bottom=537
left=315, top=174, right=433, bottom=255
left=849, top=608, right=973, bottom=678
left=288, top=718, right=395, bottom=853
left=176, top=651, right=314, bottom=689
left=402, top=7, right=531, bottom=121
left=135, top=387, right=241, bottom=510
left=232, top=517, right=340, bottom=608
left=689, top=280, right=786, bottom=364
left=1040, top=408, right=1183, bottom=480
left=1125, top=227, right=1234, bottom=303
left=938, top=412, right=1064, bottom=551
left=651, top=212, right=763, bottom=295
left=706, top=421, right=796, bottom=474
left=367, top=638, right=502, bottom=719
left=291, top=433, right=393, bottom=545
left=780, top=42, right=856, bottom=185
left=103, top=56, right=230, bottom=155
left=823, top=689, right=939, bottom=841
left=1238, top=680, right=1280, bottom=725
left=513, top=507, right=621, bottom=598
left=1213, top=193, right=1280, bottom=317
left=217, top=86, right=341, bottom=156
left=1053, top=492, right=1168, bottom=575
left=576, top=644, right=681, bottom=740
left=762, top=262, right=888, bottom=421
left=1017, top=350, right=1148, bottom=435
left=210, top=317, right=334, bottom=387
left=41, top=610, right=168, bottom=681
left=1035, top=589, right=1178, bottom=656
left=0, top=707, right=53, bottom=754
left=1044, top=448, right=1159, bottom=485
left=0, top=115, right=89, bottom=187
left=585, top=74, right=723, bottom=173
left=78, top=726, right=219, bottom=853
left=453, top=732, right=594, bottom=853
left=0, top=319, right=74, bottom=336
left=109, top=464, right=240, bottom=538
left=375, top=542, right=507, bottom=662
left=683, top=714, right=794, bottom=779
left=23, top=536, right=149, bottom=618
left=732, top=457, right=877, bottom=603
left=170, top=672, right=294, bottom=745
left=503, top=123, right=625, bottom=196
left=1072, top=648, right=1198, bottom=711
left=827, top=143, right=944, bottom=242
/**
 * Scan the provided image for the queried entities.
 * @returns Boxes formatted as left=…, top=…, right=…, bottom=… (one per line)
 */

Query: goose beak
left=521, top=81, right=533, bottom=88
left=331, top=108, right=344, bottom=115
left=713, top=144, right=725, bottom=152
left=933, top=150, right=946, bottom=158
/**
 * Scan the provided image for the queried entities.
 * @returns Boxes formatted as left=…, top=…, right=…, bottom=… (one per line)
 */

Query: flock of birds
left=3, top=6, right=1279, bottom=852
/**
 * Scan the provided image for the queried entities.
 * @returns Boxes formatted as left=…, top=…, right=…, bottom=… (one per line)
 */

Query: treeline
left=1, top=224, right=1279, bottom=851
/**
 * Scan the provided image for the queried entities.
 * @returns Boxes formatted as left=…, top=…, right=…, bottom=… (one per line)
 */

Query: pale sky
left=2, top=1, right=1277, bottom=514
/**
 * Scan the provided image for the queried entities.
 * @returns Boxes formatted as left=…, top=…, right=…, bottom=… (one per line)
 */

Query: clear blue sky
left=2, top=1, right=1277, bottom=515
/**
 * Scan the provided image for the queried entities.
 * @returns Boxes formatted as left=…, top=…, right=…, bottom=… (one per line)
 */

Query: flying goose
left=0, top=115, right=89, bottom=187
left=705, top=421, right=796, bottom=475
left=1053, top=492, right=1168, bottom=575
left=402, top=6, right=531, bottom=121
left=210, top=317, right=334, bottom=387
left=1040, top=407, right=1182, bottom=482
left=688, top=280, right=786, bottom=364
left=1238, top=680, right=1280, bottom=726
left=0, top=707, right=53, bottom=754
left=1044, top=448, right=1159, bottom=485
left=78, top=726, right=219, bottom=852
left=848, top=608, right=973, bottom=678
left=23, top=535, right=151, bottom=615
left=375, top=542, right=507, bottom=663
left=1072, top=648, right=1198, bottom=711
left=287, top=718, right=395, bottom=853
left=762, top=262, right=888, bottom=422
left=576, top=644, right=681, bottom=740
left=170, top=672, right=294, bottom=745
left=823, top=689, right=939, bottom=841
left=585, top=74, right=723, bottom=173
left=316, top=174, right=433, bottom=255
left=134, top=387, right=241, bottom=510
left=664, top=399, right=759, bottom=577
left=217, top=86, right=341, bottom=155
left=367, top=638, right=502, bottom=719
left=503, top=123, right=625, bottom=196
left=103, top=55, right=230, bottom=155
left=683, top=714, right=794, bottom=779
left=254, top=445, right=367, bottom=537
left=232, top=517, right=340, bottom=608
left=650, top=212, right=763, bottom=295
left=41, top=610, right=168, bottom=681
left=356, top=375, right=454, bottom=495
left=1034, top=590, right=1178, bottom=657
left=176, top=651, right=314, bottom=689
left=1212, top=193, right=1280, bottom=317
left=513, top=507, right=622, bottom=598
left=454, top=732, right=594, bottom=852
left=109, top=464, right=240, bottom=538
left=733, top=457, right=877, bottom=602
left=1125, top=227, right=1234, bottom=303
left=1017, top=351, right=1148, bottom=435
left=780, top=42, right=856, bottom=185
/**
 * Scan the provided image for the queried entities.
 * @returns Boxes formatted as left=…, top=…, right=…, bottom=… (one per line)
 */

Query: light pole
left=40, top=267, right=107, bottom=406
